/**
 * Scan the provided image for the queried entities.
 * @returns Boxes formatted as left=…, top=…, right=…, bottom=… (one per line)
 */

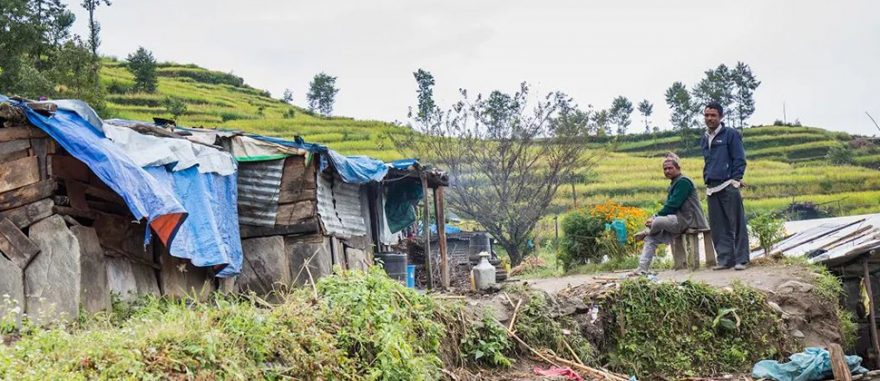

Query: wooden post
left=829, top=343, right=853, bottom=381
left=672, top=236, right=687, bottom=270
left=864, top=255, right=880, bottom=370
left=688, top=234, right=700, bottom=271
left=703, top=231, right=717, bottom=267
left=433, top=186, right=449, bottom=289
left=420, top=172, right=434, bottom=289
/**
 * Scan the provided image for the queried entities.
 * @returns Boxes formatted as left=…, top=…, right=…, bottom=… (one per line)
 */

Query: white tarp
left=103, top=123, right=236, bottom=175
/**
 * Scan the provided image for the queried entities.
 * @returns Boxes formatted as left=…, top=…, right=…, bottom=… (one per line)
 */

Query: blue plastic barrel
left=406, top=265, right=416, bottom=288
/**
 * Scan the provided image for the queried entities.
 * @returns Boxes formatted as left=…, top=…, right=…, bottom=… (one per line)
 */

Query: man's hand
left=645, top=217, right=653, bottom=228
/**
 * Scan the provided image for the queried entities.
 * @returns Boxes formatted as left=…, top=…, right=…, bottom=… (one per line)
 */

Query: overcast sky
left=67, top=1, right=879, bottom=135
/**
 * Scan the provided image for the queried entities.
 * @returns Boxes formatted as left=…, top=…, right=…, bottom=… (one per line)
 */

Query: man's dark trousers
left=708, top=186, right=749, bottom=267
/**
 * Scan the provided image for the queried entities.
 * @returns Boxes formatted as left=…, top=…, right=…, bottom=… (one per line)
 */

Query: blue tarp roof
left=247, top=134, right=388, bottom=184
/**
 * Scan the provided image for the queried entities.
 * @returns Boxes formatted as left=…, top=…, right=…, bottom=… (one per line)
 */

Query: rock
left=791, top=329, right=805, bottom=339
left=345, top=247, right=369, bottom=271
left=286, top=234, right=332, bottom=286
left=777, top=280, right=815, bottom=294
left=106, top=257, right=138, bottom=301
left=25, top=215, right=81, bottom=323
left=131, top=262, right=159, bottom=297
left=767, top=301, right=786, bottom=316
left=237, top=236, right=290, bottom=294
left=159, top=252, right=214, bottom=300
left=69, top=226, right=110, bottom=314
left=0, top=255, right=23, bottom=326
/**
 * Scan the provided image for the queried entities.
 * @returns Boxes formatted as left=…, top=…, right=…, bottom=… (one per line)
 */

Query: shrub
left=748, top=211, right=785, bottom=256
left=558, top=210, right=606, bottom=271
left=460, top=313, right=512, bottom=367
left=827, top=144, right=855, bottom=165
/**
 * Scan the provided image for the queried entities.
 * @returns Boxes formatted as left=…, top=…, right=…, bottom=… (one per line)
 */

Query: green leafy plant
left=749, top=211, right=786, bottom=256
left=558, top=210, right=606, bottom=271
left=460, top=313, right=512, bottom=367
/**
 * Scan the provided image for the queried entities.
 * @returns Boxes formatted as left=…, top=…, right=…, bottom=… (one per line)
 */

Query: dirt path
left=520, top=264, right=814, bottom=295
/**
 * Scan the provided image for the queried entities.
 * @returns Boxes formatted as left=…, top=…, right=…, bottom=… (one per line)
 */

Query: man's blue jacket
left=699, top=125, right=747, bottom=185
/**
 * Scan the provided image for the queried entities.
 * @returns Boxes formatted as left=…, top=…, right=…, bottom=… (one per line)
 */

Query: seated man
left=634, top=153, right=709, bottom=274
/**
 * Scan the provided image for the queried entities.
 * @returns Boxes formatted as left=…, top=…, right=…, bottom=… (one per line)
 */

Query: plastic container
left=406, top=265, right=416, bottom=288
left=472, top=252, right=497, bottom=290
left=611, top=219, right=628, bottom=244
left=375, top=252, right=407, bottom=282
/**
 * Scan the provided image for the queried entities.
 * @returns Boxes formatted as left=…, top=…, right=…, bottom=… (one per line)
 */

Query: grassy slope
left=100, top=60, right=880, bottom=217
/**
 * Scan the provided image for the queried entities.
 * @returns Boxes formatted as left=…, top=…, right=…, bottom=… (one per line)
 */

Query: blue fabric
left=146, top=166, right=243, bottom=277
left=390, top=159, right=418, bottom=170
left=752, top=347, right=867, bottom=381
left=700, top=125, right=747, bottom=184
left=0, top=94, right=8, bottom=103
left=20, top=105, right=186, bottom=244
left=249, top=134, right=388, bottom=184
left=429, top=224, right=461, bottom=235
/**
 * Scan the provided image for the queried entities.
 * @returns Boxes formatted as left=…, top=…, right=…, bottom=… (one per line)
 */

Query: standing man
left=700, top=102, right=749, bottom=270
left=634, top=153, right=709, bottom=274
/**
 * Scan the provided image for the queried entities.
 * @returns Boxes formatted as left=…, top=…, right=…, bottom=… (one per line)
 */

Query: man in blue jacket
left=700, top=102, right=749, bottom=270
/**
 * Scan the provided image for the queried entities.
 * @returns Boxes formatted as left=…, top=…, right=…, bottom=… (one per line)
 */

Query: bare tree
left=395, top=83, right=595, bottom=266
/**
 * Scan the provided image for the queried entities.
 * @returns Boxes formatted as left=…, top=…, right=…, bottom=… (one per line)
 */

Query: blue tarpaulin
left=146, top=166, right=242, bottom=277
left=752, top=347, right=868, bottom=381
left=390, top=158, right=418, bottom=170
left=18, top=103, right=187, bottom=247
left=249, top=134, right=388, bottom=184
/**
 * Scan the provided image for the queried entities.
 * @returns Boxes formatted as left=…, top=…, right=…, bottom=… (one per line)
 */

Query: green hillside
left=100, top=60, right=880, bottom=218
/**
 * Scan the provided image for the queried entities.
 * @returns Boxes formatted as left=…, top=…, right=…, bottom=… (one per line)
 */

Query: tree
left=665, top=81, right=698, bottom=148
left=80, top=0, right=111, bottom=59
left=163, top=97, right=187, bottom=120
left=411, top=69, right=437, bottom=124
left=731, top=62, right=760, bottom=129
left=692, top=64, right=735, bottom=126
left=609, top=96, right=633, bottom=135
left=396, top=83, right=595, bottom=266
left=0, top=0, right=102, bottom=106
left=637, top=99, right=653, bottom=133
left=281, top=88, right=293, bottom=104
left=306, top=72, right=339, bottom=116
left=592, top=109, right=611, bottom=136
left=126, top=47, right=158, bottom=93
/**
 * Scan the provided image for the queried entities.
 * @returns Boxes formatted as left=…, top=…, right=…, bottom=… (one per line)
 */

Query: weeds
left=460, top=313, right=513, bottom=367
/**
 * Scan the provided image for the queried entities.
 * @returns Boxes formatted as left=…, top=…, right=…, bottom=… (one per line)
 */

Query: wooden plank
left=0, top=139, right=29, bottom=157
left=239, top=218, right=320, bottom=239
left=0, top=179, right=56, bottom=211
left=0, top=149, right=29, bottom=164
left=29, top=138, right=48, bottom=180
left=829, top=343, right=853, bottom=381
left=0, top=198, right=54, bottom=229
left=93, top=212, right=150, bottom=262
left=278, top=156, right=317, bottom=204
left=0, top=156, right=39, bottom=193
left=421, top=172, right=433, bottom=289
left=53, top=205, right=97, bottom=221
left=50, top=154, right=90, bottom=182
left=687, top=234, right=700, bottom=271
left=672, top=236, right=687, bottom=270
left=0, top=217, right=40, bottom=269
left=703, top=232, right=717, bottom=267
left=433, top=186, right=449, bottom=289
left=0, top=126, right=46, bottom=142
left=275, top=200, right=317, bottom=226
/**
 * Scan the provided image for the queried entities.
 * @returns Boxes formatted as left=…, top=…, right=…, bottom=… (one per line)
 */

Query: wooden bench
left=672, top=228, right=716, bottom=270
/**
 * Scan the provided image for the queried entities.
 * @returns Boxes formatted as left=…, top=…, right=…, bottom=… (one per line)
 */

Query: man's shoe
left=734, top=264, right=748, bottom=271
left=712, top=265, right=732, bottom=271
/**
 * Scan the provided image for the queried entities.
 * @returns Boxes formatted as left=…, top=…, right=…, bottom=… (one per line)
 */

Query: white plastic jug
left=472, top=251, right=496, bottom=290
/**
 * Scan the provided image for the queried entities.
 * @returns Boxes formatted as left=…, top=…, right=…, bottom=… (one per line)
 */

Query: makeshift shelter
left=0, top=96, right=243, bottom=322
left=751, top=213, right=880, bottom=368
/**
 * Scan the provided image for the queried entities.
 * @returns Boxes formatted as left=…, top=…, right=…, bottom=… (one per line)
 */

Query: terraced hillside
left=100, top=60, right=880, bottom=217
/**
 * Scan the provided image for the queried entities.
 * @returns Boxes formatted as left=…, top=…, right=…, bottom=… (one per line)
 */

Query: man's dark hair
left=705, top=102, right=724, bottom=116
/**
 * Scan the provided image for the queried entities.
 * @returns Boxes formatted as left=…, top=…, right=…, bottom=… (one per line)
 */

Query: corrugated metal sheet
left=237, top=159, right=284, bottom=227
left=316, top=174, right=367, bottom=239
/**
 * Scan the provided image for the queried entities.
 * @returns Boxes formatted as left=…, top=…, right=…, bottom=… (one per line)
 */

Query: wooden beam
left=865, top=256, right=880, bottom=370
left=275, top=200, right=317, bottom=226
left=50, top=154, right=90, bottom=182
left=0, top=139, right=29, bottom=157
left=52, top=205, right=97, bottom=221
left=0, top=217, right=40, bottom=269
left=239, top=218, right=320, bottom=239
left=0, top=198, right=54, bottom=228
left=0, top=179, right=56, bottom=211
left=433, top=186, right=449, bottom=289
left=829, top=343, right=853, bottom=381
left=0, top=126, right=46, bottom=142
left=0, top=155, right=39, bottom=194
left=420, top=172, right=433, bottom=289
left=29, top=138, right=48, bottom=180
